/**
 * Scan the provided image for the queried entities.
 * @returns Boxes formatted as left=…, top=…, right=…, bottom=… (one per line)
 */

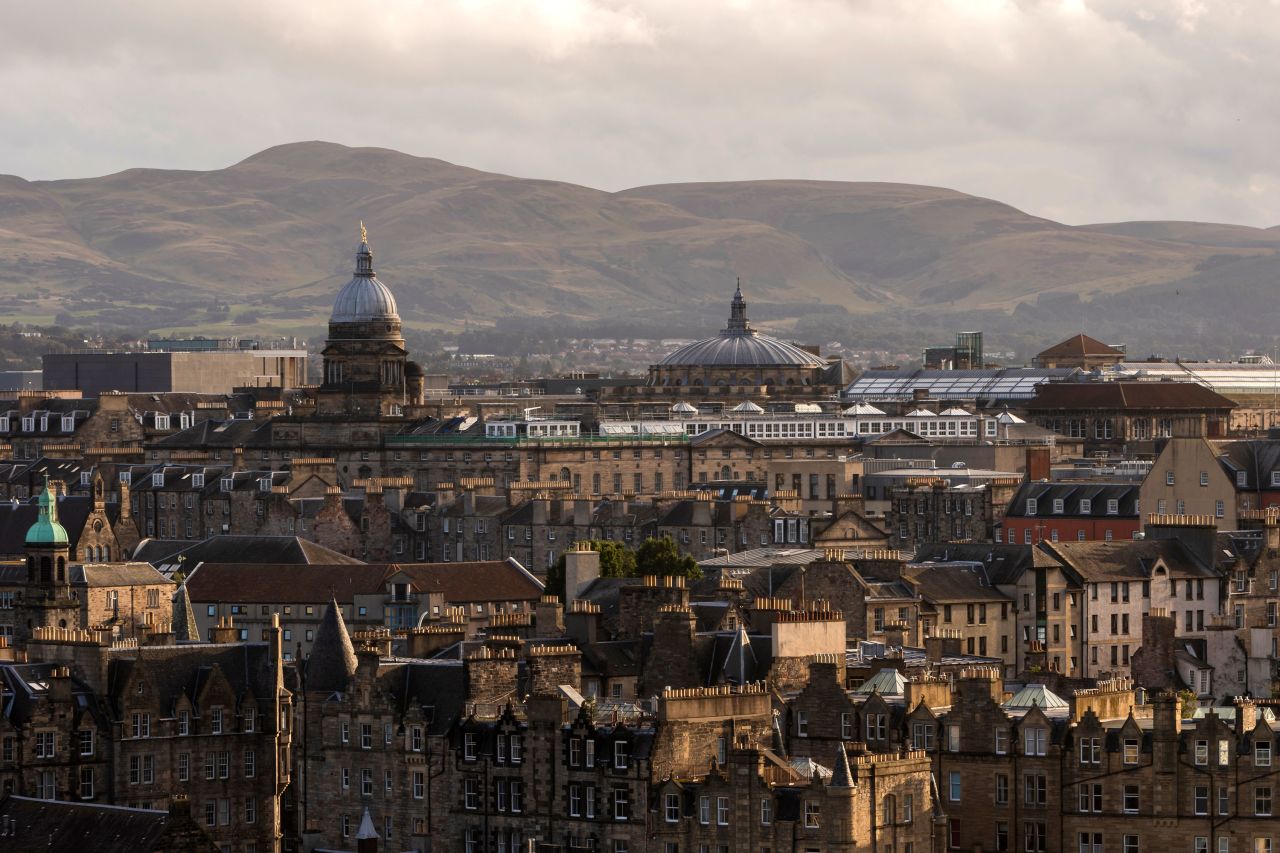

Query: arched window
left=559, top=468, right=571, bottom=483
left=56, top=557, right=65, bottom=582
left=39, top=557, right=51, bottom=584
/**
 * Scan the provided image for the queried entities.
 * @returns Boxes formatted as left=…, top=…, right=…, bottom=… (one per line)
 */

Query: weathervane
left=359, top=220, right=368, bottom=244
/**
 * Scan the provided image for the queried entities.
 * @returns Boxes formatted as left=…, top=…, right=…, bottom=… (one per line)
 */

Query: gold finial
left=359, top=220, right=368, bottom=244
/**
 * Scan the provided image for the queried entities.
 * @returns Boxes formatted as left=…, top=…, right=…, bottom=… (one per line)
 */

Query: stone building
left=316, top=229, right=426, bottom=417
left=635, top=286, right=850, bottom=400
left=4, top=620, right=292, bottom=853
left=885, top=474, right=1019, bottom=553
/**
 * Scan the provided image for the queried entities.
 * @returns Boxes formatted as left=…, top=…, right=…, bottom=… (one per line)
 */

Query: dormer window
left=1026, top=499, right=1037, bottom=515
left=1107, top=499, right=1119, bottom=515
left=1238, top=471, right=1248, bottom=487
left=1052, top=499, right=1063, bottom=514
left=119, top=471, right=131, bottom=486
left=21, top=417, right=33, bottom=432
left=1080, top=499, right=1092, bottom=513
left=258, top=477, right=272, bottom=492
left=152, top=473, right=164, bottom=488
left=192, top=473, right=205, bottom=489
left=179, top=413, right=192, bottom=429
left=61, top=417, right=75, bottom=432
left=0, top=416, right=9, bottom=432
left=80, top=471, right=92, bottom=486
left=154, top=415, right=170, bottom=430
left=221, top=477, right=234, bottom=492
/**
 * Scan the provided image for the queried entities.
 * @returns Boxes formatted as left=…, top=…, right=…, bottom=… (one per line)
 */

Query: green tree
left=545, top=539, right=639, bottom=600
left=636, top=536, right=703, bottom=581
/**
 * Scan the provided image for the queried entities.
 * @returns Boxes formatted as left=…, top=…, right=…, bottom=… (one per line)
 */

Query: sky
left=4, top=0, right=1279, bottom=226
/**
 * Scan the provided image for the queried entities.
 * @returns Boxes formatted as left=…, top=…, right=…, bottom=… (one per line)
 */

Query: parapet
left=659, top=682, right=771, bottom=722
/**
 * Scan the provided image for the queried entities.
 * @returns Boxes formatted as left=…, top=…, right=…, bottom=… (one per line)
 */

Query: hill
left=0, top=141, right=1276, bottom=352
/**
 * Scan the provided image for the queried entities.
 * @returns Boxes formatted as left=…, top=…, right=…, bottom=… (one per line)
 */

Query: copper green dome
left=26, top=481, right=69, bottom=547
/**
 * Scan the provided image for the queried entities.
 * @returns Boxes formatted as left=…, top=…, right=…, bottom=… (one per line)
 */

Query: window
left=1023, top=727, right=1046, bottom=756
left=1257, top=785, right=1272, bottom=816
left=717, top=796, right=729, bottom=825
left=614, top=789, right=629, bottom=820
left=1220, top=785, right=1230, bottom=815
left=211, top=707, right=222, bottom=735
left=795, top=711, right=808, bottom=737
left=35, top=731, right=56, bottom=759
left=1025, top=773, right=1047, bottom=806
left=410, top=726, right=423, bottom=752
left=1194, top=786, right=1209, bottom=815
left=912, top=722, right=934, bottom=750
left=1196, top=740, right=1209, bottom=765
left=803, top=800, right=819, bottom=828
left=949, top=771, right=961, bottom=802
left=1024, top=822, right=1047, bottom=853
left=245, top=749, right=255, bottom=778
left=1124, top=838, right=1139, bottom=853
left=464, top=778, right=479, bottom=809
left=1078, top=783, right=1102, bottom=813
left=78, top=729, right=94, bottom=756
left=464, top=732, right=477, bottom=761
left=1079, top=736, right=1099, bottom=765
left=1078, top=834, right=1102, bottom=853
left=665, top=793, right=680, bottom=822
left=614, top=740, right=628, bottom=769
left=412, top=771, right=425, bottom=799
left=1259, top=742, right=1273, bottom=767
left=1124, top=784, right=1139, bottom=813
left=761, top=798, right=772, bottom=826
left=1123, top=738, right=1139, bottom=764
left=131, top=712, right=151, bottom=738
left=995, top=773, right=1009, bottom=805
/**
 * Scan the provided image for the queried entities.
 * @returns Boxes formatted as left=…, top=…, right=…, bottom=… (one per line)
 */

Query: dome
left=330, top=227, right=399, bottom=324
left=731, top=400, right=764, bottom=414
left=26, top=482, right=69, bottom=547
left=658, top=285, right=826, bottom=369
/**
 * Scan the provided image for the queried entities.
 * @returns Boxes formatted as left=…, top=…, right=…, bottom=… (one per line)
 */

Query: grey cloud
left=2, top=0, right=1278, bottom=225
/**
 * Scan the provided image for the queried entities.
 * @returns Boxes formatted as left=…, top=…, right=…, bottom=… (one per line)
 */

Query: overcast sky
left=4, top=0, right=1278, bottom=225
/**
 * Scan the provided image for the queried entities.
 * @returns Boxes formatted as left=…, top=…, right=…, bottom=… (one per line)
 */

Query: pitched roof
left=1025, top=381, right=1236, bottom=412
left=1004, top=481, right=1141, bottom=519
left=132, top=535, right=362, bottom=572
left=0, top=795, right=178, bottom=853
left=905, top=563, right=1011, bottom=603
left=1042, top=538, right=1219, bottom=581
left=1037, top=334, right=1125, bottom=360
left=389, top=559, right=544, bottom=603
left=184, top=562, right=391, bottom=605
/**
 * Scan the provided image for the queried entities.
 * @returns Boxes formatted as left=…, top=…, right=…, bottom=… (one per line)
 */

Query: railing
left=387, top=432, right=691, bottom=446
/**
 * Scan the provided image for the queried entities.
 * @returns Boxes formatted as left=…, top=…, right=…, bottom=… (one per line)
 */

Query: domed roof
left=26, top=480, right=69, bottom=547
left=659, top=285, right=826, bottom=369
left=330, top=224, right=399, bottom=324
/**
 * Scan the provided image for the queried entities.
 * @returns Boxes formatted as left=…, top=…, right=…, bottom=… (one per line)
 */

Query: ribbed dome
left=26, top=482, right=68, bottom=547
left=659, top=285, right=825, bottom=368
left=330, top=230, right=399, bottom=324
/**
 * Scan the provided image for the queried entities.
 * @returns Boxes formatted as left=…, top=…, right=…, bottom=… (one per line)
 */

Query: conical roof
left=829, top=744, right=854, bottom=787
left=305, top=596, right=358, bottom=693
left=356, top=807, right=379, bottom=840
left=731, top=400, right=765, bottom=414
left=671, top=401, right=698, bottom=414
left=172, top=582, right=200, bottom=642
left=25, top=479, right=69, bottom=547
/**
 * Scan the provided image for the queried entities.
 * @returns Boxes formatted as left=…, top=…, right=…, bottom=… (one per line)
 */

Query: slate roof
left=72, top=562, right=170, bottom=587
left=911, top=543, right=1054, bottom=586
left=184, top=563, right=390, bottom=605
left=1004, top=481, right=1141, bottom=519
left=1215, top=440, right=1280, bottom=490
left=305, top=598, right=358, bottom=694
left=106, top=642, right=278, bottom=716
left=904, top=562, right=1011, bottom=603
left=132, top=535, right=362, bottom=571
left=1041, top=539, right=1220, bottom=582
left=378, top=659, right=465, bottom=736
left=699, top=546, right=823, bottom=569
left=0, top=795, right=178, bottom=853
left=390, top=559, right=544, bottom=603
left=1025, top=381, right=1236, bottom=412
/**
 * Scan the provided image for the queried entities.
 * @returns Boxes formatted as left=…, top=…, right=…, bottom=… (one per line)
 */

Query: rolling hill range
left=0, top=141, right=1277, bottom=351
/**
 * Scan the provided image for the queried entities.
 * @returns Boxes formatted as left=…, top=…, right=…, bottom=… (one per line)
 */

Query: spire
left=172, top=581, right=200, bottom=642
left=356, top=807, right=379, bottom=840
left=305, top=596, right=359, bottom=693
left=829, top=743, right=855, bottom=788
left=724, top=279, right=751, bottom=336
left=354, top=223, right=375, bottom=278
